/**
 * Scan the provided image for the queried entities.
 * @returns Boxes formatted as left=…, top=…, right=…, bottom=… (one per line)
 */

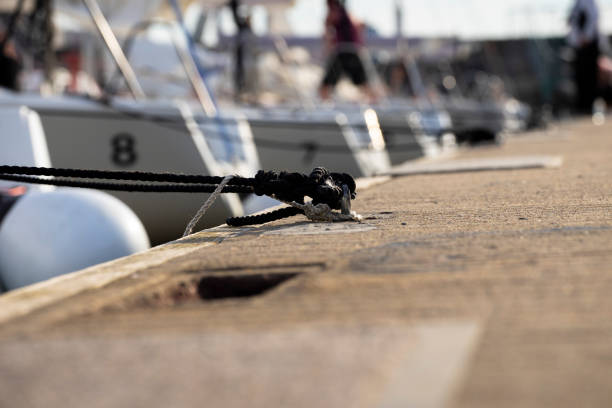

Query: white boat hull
left=238, top=108, right=391, bottom=177
left=0, top=94, right=259, bottom=244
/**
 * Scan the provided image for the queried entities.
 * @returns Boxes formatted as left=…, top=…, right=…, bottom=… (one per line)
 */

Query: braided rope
left=0, top=165, right=253, bottom=186
left=0, top=174, right=252, bottom=194
left=0, top=166, right=357, bottom=228
left=183, top=175, right=234, bottom=237
left=227, top=207, right=303, bottom=227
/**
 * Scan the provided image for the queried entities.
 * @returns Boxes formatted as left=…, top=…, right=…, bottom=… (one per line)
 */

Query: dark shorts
left=0, top=53, right=21, bottom=91
left=322, top=51, right=368, bottom=87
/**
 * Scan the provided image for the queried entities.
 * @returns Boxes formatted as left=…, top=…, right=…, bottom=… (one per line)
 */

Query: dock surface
left=1, top=119, right=611, bottom=407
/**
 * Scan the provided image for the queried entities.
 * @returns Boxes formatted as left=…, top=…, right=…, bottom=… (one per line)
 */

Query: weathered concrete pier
left=1, top=119, right=611, bottom=407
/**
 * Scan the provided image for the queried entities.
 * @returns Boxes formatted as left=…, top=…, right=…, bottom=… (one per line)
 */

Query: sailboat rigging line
left=104, top=17, right=219, bottom=114
left=105, top=19, right=164, bottom=97
left=0, top=166, right=356, bottom=227
left=80, top=0, right=145, bottom=99
left=167, top=0, right=218, bottom=116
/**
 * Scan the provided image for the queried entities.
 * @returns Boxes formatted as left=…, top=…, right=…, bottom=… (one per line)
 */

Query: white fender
left=0, top=188, right=150, bottom=290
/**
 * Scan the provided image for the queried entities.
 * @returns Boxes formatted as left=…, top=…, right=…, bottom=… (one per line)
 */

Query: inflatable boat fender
left=0, top=188, right=150, bottom=290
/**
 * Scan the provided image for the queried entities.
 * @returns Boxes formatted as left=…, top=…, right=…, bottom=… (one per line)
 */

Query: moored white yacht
left=0, top=91, right=260, bottom=245
left=0, top=0, right=266, bottom=245
left=228, top=105, right=391, bottom=177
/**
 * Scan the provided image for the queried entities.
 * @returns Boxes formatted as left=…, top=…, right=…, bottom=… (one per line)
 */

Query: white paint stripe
left=383, top=156, right=563, bottom=177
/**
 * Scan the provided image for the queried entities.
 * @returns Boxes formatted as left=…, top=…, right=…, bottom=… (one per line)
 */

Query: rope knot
left=252, top=170, right=279, bottom=197
left=309, top=167, right=356, bottom=210
left=227, top=167, right=358, bottom=227
left=251, top=168, right=355, bottom=211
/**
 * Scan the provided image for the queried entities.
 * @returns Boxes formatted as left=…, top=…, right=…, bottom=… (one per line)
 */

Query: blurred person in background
left=568, top=0, right=601, bottom=113
left=319, top=0, right=375, bottom=101
left=0, top=0, right=25, bottom=92
left=0, top=28, right=21, bottom=91
left=229, top=0, right=258, bottom=102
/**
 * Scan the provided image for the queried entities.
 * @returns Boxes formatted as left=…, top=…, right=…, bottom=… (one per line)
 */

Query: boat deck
left=1, top=118, right=611, bottom=407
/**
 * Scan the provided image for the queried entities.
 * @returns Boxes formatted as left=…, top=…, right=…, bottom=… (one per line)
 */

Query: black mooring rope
left=227, top=207, right=303, bottom=227
left=0, top=165, right=254, bottom=186
left=0, top=174, right=253, bottom=194
left=0, top=166, right=356, bottom=226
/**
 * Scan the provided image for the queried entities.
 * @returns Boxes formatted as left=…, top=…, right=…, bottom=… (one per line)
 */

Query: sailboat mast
left=40, top=0, right=54, bottom=83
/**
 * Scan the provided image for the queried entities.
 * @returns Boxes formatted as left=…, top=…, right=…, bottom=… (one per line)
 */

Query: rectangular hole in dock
left=197, top=273, right=300, bottom=301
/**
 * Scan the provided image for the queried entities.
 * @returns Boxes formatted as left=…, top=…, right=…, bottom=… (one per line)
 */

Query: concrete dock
left=0, top=118, right=611, bottom=407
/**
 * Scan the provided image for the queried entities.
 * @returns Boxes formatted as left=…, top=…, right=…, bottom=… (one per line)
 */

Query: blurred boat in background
left=0, top=0, right=584, bottom=291
left=0, top=92, right=259, bottom=244
left=0, top=0, right=266, bottom=246
left=0, top=0, right=561, bottom=246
